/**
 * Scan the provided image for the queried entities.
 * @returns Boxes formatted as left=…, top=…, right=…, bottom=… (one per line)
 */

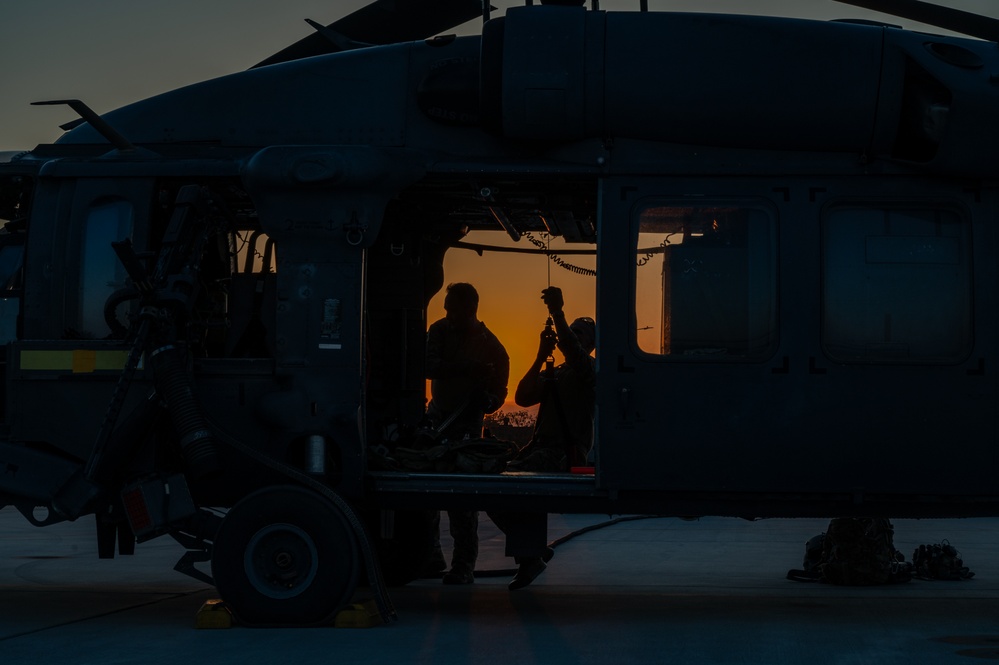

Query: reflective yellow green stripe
left=72, top=350, right=96, bottom=373
left=20, top=349, right=133, bottom=373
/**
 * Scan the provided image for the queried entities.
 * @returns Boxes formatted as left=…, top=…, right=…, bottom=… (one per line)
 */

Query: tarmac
left=2, top=506, right=999, bottom=664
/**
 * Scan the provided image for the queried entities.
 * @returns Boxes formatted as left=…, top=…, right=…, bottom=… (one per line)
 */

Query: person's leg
left=424, top=511, right=447, bottom=577
left=443, top=510, right=478, bottom=584
left=487, top=511, right=551, bottom=590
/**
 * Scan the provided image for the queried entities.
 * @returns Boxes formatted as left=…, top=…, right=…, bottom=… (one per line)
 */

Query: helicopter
left=2, top=0, right=999, bottom=626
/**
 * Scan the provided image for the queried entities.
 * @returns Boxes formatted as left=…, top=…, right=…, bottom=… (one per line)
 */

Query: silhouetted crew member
left=511, top=287, right=595, bottom=472
left=426, top=282, right=509, bottom=584
left=491, top=286, right=596, bottom=590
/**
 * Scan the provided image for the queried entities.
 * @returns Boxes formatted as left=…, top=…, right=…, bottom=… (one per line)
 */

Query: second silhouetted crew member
left=491, top=286, right=596, bottom=590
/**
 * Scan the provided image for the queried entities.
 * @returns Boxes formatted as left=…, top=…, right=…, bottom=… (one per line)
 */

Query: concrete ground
left=1, top=506, right=998, bottom=664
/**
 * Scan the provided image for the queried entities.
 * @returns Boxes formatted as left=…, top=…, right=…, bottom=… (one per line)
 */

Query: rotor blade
left=303, top=18, right=369, bottom=51
left=834, top=0, right=999, bottom=42
left=253, top=0, right=486, bottom=68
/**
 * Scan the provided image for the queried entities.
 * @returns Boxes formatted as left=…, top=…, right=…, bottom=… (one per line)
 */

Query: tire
left=212, top=485, right=360, bottom=626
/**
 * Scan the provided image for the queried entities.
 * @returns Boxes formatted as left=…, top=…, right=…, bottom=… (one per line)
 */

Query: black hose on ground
left=470, top=514, right=666, bottom=578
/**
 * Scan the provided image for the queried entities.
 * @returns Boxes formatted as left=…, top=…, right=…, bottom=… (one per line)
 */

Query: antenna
left=31, top=100, right=135, bottom=152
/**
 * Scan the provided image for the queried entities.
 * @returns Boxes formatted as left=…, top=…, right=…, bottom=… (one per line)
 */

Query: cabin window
left=634, top=202, right=777, bottom=358
left=821, top=205, right=972, bottom=363
left=77, top=199, right=134, bottom=338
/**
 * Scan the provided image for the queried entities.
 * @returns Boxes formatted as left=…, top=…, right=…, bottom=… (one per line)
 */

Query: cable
left=472, top=514, right=666, bottom=577
left=636, top=234, right=677, bottom=267
left=523, top=232, right=596, bottom=277
left=546, top=233, right=551, bottom=288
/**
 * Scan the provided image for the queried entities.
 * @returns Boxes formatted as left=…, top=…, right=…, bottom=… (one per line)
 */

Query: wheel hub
left=244, top=523, right=319, bottom=599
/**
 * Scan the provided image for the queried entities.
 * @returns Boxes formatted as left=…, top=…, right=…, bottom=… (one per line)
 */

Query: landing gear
left=212, top=485, right=360, bottom=626
left=362, top=509, right=436, bottom=586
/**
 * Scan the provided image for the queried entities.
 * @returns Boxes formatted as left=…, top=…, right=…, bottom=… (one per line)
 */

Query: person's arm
left=489, top=344, right=510, bottom=412
left=425, top=320, right=448, bottom=379
left=479, top=332, right=510, bottom=414
left=515, top=326, right=556, bottom=407
left=542, top=287, right=588, bottom=366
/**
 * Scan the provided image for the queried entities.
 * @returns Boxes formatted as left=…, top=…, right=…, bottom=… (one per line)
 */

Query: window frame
left=74, top=197, right=135, bottom=339
left=631, top=197, right=779, bottom=363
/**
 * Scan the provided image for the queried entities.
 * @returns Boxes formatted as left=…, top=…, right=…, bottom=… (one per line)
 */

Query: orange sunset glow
left=426, top=231, right=597, bottom=413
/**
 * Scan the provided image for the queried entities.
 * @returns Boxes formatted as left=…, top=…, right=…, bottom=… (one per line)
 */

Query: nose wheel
left=212, top=485, right=360, bottom=626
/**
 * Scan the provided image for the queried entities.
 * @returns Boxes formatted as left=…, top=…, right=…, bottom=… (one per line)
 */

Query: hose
left=473, top=514, right=665, bottom=577
left=103, top=287, right=140, bottom=339
left=149, top=343, right=221, bottom=480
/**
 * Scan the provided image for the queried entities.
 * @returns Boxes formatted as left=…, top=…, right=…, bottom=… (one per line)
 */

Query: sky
left=2, top=0, right=996, bottom=411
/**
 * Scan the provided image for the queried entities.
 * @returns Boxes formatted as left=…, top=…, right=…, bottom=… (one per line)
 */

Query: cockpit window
left=0, top=173, right=32, bottom=343
left=78, top=199, right=134, bottom=338
left=0, top=173, right=31, bottom=232
left=0, top=243, right=23, bottom=291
